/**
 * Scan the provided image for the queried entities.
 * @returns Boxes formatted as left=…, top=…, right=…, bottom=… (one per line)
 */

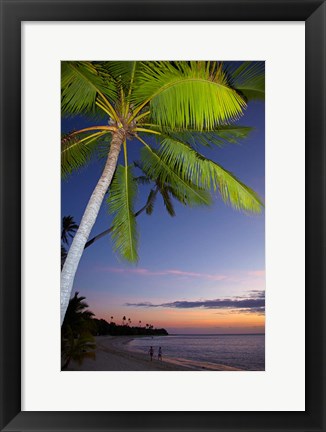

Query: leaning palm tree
left=61, top=61, right=264, bottom=325
left=84, top=159, right=207, bottom=249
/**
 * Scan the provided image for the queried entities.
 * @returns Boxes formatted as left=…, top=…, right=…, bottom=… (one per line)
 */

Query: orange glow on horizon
left=92, top=304, right=265, bottom=333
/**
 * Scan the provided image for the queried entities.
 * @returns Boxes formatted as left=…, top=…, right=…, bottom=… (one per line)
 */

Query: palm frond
left=134, top=175, right=151, bottom=185
left=160, top=188, right=176, bottom=216
left=138, top=142, right=212, bottom=207
left=61, top=246, right=67, bottom=269
left=62, top=327, right=96, bottom=367
left=143, top=125, right=252, bottom=148
left=227, top=61, right=265, bottom=101
left=131, top=61, right=246, bottom=130
left=96, top=134, right=112, bottom=160
left=104, top=61, right=138, bottom=93
left=61, top=130, right=108, bottom=178
left=182, top=126, right=252, bottom=148
left=61, top=61, right=117, bottom=115
left=157, top=137, right=263, bottom=213
left=145, top=189, right=158, bottom=215
left=61, top=215, right=79, bottom=244
left=107, top=165, right=138, bottom=262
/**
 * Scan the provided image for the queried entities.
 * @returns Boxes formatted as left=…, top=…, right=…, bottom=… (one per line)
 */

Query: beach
left=65, top=336, right=242, bottom=371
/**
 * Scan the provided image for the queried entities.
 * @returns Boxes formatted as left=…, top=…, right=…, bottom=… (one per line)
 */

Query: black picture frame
left=0, top=1, right=325, bottom=431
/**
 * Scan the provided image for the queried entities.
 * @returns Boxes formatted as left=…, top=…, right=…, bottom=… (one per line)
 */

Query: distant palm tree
left=61, top=245, right=67, bottom=270
left=110, top=316, right=114, bottom=323
left=128, top=318, right=131, bottom=327
left=60, top=61, right=264, bottom=325
left=139, top=320, right=142, bottom=327
left=122, top=316, right=126, bottom=326
left=61, top=215, right=79, bottom=245
left=61, top=216, right=78, bottom=269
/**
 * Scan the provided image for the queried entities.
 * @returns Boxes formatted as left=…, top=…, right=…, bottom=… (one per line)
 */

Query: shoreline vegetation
left=65, top=336, right=243, bottom=372
left=61, top=292, right=169, bottom=369
left=91, top=318, right=169, bottom=337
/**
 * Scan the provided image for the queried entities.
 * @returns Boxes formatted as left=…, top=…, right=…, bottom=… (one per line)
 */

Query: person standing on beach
left=149, top=346, right=154, bottom=361
left=158, top=347, right=162, bottom=361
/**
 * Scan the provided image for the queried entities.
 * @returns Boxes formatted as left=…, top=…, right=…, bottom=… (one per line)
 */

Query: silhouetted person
left=158, top=346, right=162, bottom=361
left=149, top=346, right=154, bottom=361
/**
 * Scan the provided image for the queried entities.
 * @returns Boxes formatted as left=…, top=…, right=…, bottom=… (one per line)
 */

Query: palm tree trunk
left=60, top=130, right=125, bottom=325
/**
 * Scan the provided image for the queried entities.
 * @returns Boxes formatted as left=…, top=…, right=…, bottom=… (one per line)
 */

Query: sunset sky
left=61, top=84, right=265, bottom=335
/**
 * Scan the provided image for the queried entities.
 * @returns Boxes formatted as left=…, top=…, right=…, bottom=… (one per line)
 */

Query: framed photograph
left=1, top=0, right=325, bottom=431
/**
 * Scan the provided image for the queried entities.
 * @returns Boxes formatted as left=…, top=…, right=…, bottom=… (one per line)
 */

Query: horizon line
left=153, top=333, right=265, bottom=336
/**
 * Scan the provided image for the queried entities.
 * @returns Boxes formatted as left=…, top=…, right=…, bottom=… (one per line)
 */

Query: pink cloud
left=248, top=270, right=265, bottom=277
left=105, top=267, right=166, bottom=276
left=98, top=266, right=226, bottom=281
left=166, top=269, right=226, bottom=281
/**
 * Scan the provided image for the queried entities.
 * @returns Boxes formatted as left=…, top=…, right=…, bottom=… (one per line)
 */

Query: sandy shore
left=66, top=336, right=242, bottom=371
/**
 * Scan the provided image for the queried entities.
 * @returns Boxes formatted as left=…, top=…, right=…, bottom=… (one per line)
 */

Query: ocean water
left=128, top=334, right=265, bottom=371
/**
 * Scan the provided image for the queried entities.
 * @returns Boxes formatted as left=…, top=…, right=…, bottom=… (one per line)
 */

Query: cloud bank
left=126, top=291, right=265, bottom=314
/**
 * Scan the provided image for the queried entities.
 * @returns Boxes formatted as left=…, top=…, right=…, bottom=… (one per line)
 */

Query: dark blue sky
left=62, top=94, right=265, bottom=334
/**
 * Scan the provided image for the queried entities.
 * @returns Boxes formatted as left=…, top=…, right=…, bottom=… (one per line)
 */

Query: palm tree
left=84, top=183, right=159, bottom=250
left=61, top=215, right=79, bottom=245
left=84, top=162, right=190, bottom=249
left=61, top=292, right=96, bottom=369
left=61, top=215, right=79, bottom=269
left=122, top=316, right=126, bottom=326
left=61, top=61, right=264, bottom=325
left=61, top=245, right=67, bottom=270
left=62, top=328, right=96, bottom=370
left=62, top=292, right=95, bottom=336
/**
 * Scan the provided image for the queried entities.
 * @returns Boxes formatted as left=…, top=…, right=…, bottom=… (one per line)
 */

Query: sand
left=66, top=336, right=242, bottom=371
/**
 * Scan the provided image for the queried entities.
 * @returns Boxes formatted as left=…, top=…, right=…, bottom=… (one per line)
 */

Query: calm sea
left=128, top=334, right=265, bottom=371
